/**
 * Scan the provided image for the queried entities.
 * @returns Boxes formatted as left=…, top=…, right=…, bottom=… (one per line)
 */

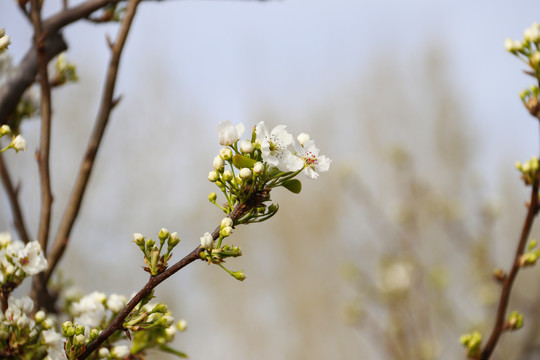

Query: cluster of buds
left=515, top=156, right=539, bottom=185
left=459, top=330, right=482, bottom=359
left=506, top=22, right=540, bottom=117
left=133, top=229, right=180, bottom=276
left=0, top=296, right=58, bottom=359
left=199, top=218, right=245, bottom=280
left=0, top=29, right=10, bottom=53
left=0, top=125, right=27, bottom=153
left=62, top=321, right=100, bottom=359
left=51, top=53, right=79, bottom=87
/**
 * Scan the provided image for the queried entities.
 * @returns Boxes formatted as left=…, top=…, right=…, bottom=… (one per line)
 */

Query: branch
left=77, top=196, right=258, bottom=359
left=44, top=0, right=140, bottom=285
left=0, top=153, right=31, bottom=244
left=480, top=172, right=540, bottom=359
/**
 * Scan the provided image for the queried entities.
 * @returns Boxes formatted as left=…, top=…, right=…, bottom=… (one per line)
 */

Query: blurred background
left=2, top=0, right=540, bottom=359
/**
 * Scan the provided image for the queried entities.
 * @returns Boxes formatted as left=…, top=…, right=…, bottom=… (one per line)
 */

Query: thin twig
left=480, top=172, right=540, bottom=359
left=44, top=0, right=140, bottom=285
left=0, top=153, right=31, bottom=244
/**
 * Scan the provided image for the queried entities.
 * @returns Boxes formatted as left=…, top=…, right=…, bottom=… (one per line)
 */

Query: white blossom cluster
left=0, top=232, right=47, bottom=284
left=217, top=120, right=331, bottom=179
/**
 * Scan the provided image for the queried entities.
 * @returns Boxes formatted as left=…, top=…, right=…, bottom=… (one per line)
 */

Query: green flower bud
left=208, top=192, right=217, bottom=203
left=177, top=319, right=188, bottom=332
left=223, top=170, right=233, bottom=181
left=208, top=170, right=219, bottom=182
left=219, top=147, right=233, bottom=160
left=168, top=232, right=180, bottom=247
left=230, top=270, right=247, bottom=281
left=0, top=125, right=10, bottom=137
left=159, top=228, right=170, bottom=241
left=133, top=233, right=145, bottom=246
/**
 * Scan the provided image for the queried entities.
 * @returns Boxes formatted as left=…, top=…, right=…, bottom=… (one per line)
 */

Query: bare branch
left=44, top=0, right=140, bottom=284
left=480, top=172, right=540, bottom=359
left=0, top=154, right=31, bottom=244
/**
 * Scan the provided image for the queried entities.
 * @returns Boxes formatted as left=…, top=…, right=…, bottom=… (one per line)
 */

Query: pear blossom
left=213, top=155, right=225, bottom=170
left=239, top=167, right=252, bottom=179
left=111, top=345, right=130, bottom=359
left=289, top=139, right=331, bottom=179
left=253, top=162, right=264, bottom=175
left=505, top=38, right=523, bottom=53
left=42, top=329, right=68, bottom=360
left=106, top=293, right=127, bottom=313
left=5, top=296, right=34, bottom=324
left=217, top=120, right=245, bottom=146
left=17, top=240, right=48, bottom=275
left=255, top=121, right=296, bottom=171
left=72, top=291, right=107, bottom=328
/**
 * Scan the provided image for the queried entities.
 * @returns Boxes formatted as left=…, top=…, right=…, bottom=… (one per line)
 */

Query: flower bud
left=133, top=233, right=145, bottom=246
left=0, top=125, right=10, bottom=136
left=219, top=147, right=233, bottom=160
left=177, top=319, right=188, bottom=332
left=158, top=228, right=170, bottom=241
left=200, top=232, right=214, bottom=249
left=222, top=170, right=233, bottom=181
left=98, top=347, right=110, bottom=358
left=239, top=168, right=252, bottom=180
left=213, top=155, right=225, bottom=171
left=208, top=192, right=217, bottom=202
left=221, top=217, right=233, bottom=228
left=11, top=135, right=27, bottom=152
left=208, top=170, right=219, bottom=182
left=35, top=310, right=45, bottom=323
left=240, top=140, right=254, bottom=153
left=0, top=34, right=10, bottom=52
left=168, top=232, right=180, bottom=247
left=74, top=334, right=86, bottom=345
left=253, top=162, right=264, bottom=175
left=230, top=270, right=247, bottom=281
left=297, top=132, right=310, bottom=146
left=220, top=226, right=233, bottom=237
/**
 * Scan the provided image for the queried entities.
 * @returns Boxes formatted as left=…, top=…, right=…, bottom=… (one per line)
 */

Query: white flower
left=289, top=139, right=331, bottom=179
left=72, top=291, right=106, bottom=328
left=240, top=140, right=254, bottom=153
left=5, top=296, right=34, bottom=323
left=217, top=120, right=245, bottom=146
left=111, top=345, right=130, bottom=359
left=255, top=121, right=296, bottom=171
left=98, top=347, right=110, bottom=358
left=11, top=135, right=27, bottom=152
left=297, top=133, right=310, bottom=146
left=106, top=294, right=126, bottom=313
left=18, top=240, right=48, bottom=275
left=0, top=124, right=10, bottom=136
left=42, top=329, right=67, bottom=360
left=200, top=232, right=213, bottom=249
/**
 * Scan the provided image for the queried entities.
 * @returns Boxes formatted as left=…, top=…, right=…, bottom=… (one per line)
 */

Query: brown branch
left=480, top=173, right=540, bottom=360
left=29, top=0, right=56, bottom=312
left=44, top=0, right=141, bottom=286
left=77, top=194, right=260, bottom=359
left=0, top=153, right=31, bottom=244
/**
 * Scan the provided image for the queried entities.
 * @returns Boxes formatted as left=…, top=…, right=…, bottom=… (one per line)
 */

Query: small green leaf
left=232, top=154, right=256, bottom=169
left=159, top=345, right=188, bottom=358
left=282, top=179, right=302, bottom=194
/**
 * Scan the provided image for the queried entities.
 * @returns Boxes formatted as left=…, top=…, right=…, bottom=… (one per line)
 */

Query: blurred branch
left=480, top=171, right=540, bottom=359
left=44, top=0, right=140, bottom=286
left=78, top=193, right=262, bottom=359
left=0, top=154, right=31, bottom=244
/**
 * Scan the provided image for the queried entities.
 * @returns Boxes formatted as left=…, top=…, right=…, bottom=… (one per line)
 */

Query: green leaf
left=232, top=154, right=257, bottom=170
left=282, top=179, right=302, bottom=194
